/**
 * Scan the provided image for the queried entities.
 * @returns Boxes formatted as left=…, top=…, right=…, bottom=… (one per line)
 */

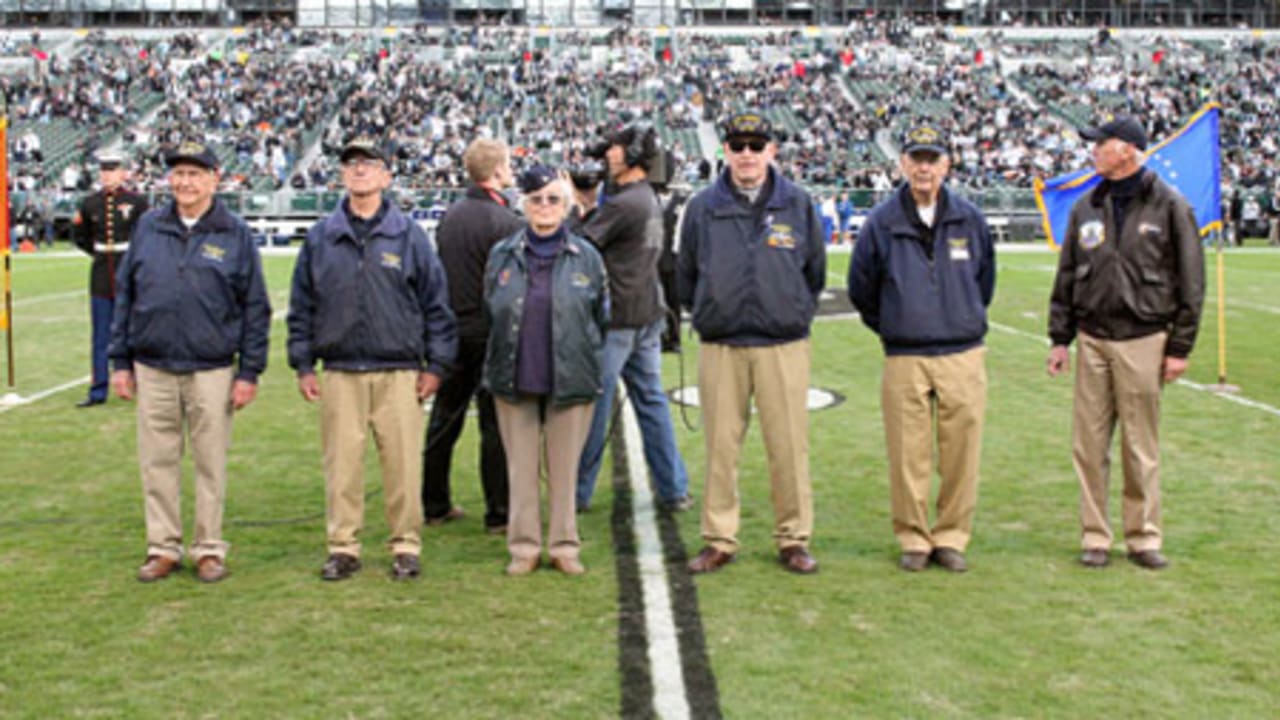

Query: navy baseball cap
left=901, top=124, right=949, bottom=156
left=720, top=111, right=774, bottom=141
left=1080, top=116, right=1148, bottom=150
left=519, top=164, right=558, bottom=194
left=340, top=135, right=388, bottom=164
left=166, top=140, right=219, bottom=170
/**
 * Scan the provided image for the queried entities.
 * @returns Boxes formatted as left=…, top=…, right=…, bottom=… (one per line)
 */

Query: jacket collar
left=1089, top=167, right=1155, bottom=207
left=322, top=195, right=408, bottom=243
left=708, top=166, right=798, bottom=214
left=159, top=197, right=238, bottom=234
left=888, top=182, right=962, bottom=235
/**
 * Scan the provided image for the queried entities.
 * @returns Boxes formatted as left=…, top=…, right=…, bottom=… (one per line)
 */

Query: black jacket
left=436, top=185, right=524, bottom=341
left=574, top=180, right=665, bottom=329
left=73, top=187, right=150, bottom=298
left=287, top=199, right=458, bottom=376
left=108, top=199, right=270, bottom=382
left=1049, top=169, right=1205, bottom=357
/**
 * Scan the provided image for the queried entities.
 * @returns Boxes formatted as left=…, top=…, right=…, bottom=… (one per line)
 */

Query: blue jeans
left=577, top=320, right=689, bottom=507
left=89, top=295, right=114, bottom=402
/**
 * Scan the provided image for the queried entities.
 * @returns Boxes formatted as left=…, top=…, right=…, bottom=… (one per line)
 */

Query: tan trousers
left=1073, top=331, right=1166, bottom=553
left=321, top=370, right=424, bottom=558
left=135, top=363, right=234, bottom=562
left=494, top=396, right=592, bottom=562
left=882, top=347, right=987, bottom=553
left=698, top=340, right=813, bottom=554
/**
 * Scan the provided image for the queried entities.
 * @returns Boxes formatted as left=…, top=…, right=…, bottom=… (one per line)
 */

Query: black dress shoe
left=899, top=551, right=929, bottom=572
left=76, top=398, right=105, bottom=408
left=930, top=547, right=969, bottom=573
left=390, top=554, right=420, bottom=580
left=779, top=546, right=818, bottom=574
left=321, top=553, right=361, bottom=581
left=1127, top=549, right=1169, bottom=570
left=1080, top=549, right=1110, bottom=568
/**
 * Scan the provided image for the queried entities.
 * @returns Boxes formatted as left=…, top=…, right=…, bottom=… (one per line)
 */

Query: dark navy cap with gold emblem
left=340, top=135, right=388, bottom=164
left=720, top=111, right=774, bottom=141
left=519, top=164, right=558, bottom=194
left=1080, top=115, right=1148, bottom=151
left=901, top=124, right=949, bottom=156
left=165, top=140, right=219, bottom=170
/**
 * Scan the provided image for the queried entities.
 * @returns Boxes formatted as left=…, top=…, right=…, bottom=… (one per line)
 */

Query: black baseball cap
left=901, top=124, right=949, bottom=156
left=721, top=111, right=774, bottom=141
left=519, top=164, right=558, bottom=194
left=340, top=135, right=388, bottom=164
left=1080, top=116, right=1148, bottom=150
left=166, top=141, right=219, bottom=170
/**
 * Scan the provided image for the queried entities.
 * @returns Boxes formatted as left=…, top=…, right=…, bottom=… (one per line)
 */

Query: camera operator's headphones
left=620, top=121, right=658, bottom=169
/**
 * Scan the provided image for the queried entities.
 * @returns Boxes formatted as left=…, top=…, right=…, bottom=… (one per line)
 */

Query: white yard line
left=986, top=321, right=1280, bottom=417
left=0, top=376, right=90, bottom=413
left=620, top=388, right=690, bottom=720
left=12, top=289, right=86, bottom=307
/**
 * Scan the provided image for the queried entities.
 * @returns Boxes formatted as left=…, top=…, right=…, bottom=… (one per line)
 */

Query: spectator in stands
left=1046, top=116, right=1205, bottom=571
left=571, top=121, right=691, bottom=515
left=287, top=136, right=458, bottom=583
left=108, top=140, right=271, bottom=584
left=484, top=165, right=609, bottom=576
left=677, top=111, right=825, bottom=576
left=72, top=151, right=149, bottom=407
left=848, top=124, right=997, bottom=573
left=422, top=138, right=523, bottom=534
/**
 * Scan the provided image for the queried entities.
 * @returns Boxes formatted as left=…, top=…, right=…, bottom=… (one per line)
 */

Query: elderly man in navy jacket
left=109, top=140, right=271, bottom=584
left=287, top=136, right=458, bottom=582
left=848, top=124, right=996, bottom=573
left=677, top=111, right=826, bottom=576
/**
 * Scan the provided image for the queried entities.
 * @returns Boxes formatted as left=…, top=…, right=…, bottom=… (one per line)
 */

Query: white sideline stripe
left=0, top=376, right=89, bottom=413
left=986, top=321, right=1280, bottom=417
left=619, top=387, right=690, bottom=720
left=13, top=289, right=86, bottom=307
left=1204, top=296, right=1280, bottom=316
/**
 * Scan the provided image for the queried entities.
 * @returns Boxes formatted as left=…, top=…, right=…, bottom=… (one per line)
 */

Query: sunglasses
left=728, top=138, right=768, bottom=154
left=342, top=157, right=385, bottom=169
left=527, top=194, right=563, bottom=207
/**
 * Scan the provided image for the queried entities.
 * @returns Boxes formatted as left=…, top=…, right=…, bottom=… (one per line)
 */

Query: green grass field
left=1, top=244, right=1278, bottom=719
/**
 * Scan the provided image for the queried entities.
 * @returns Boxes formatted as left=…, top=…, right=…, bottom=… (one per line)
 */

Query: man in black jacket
left=1047, top=116, right=1205, bottom=571
left=422, top=137, right=522, bottom=533
left=72, top=151, right=148, bottom=407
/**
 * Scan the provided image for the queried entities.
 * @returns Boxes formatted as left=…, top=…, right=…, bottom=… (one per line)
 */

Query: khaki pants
left=321, top=370, right=424, bottom=558
left=135, top=363, right=234, bottom=562
left=882, top=347, right=987, bottom=553
left=495, top=397, right=592, bottom=562
left=698, top=340, right=813, bottom=554
left=1073, top=331, right=1166, bottom=553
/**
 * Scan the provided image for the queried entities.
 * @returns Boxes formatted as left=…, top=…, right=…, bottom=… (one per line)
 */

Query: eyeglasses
left=727, top=138, right=768, bottom=154
left=526, top=194, right=563, bottom=207
left=342, top=157, right=385, bottom=170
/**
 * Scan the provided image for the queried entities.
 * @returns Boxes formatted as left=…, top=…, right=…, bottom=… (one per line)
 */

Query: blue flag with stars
left=1034, top=103, right=1222, bottom=249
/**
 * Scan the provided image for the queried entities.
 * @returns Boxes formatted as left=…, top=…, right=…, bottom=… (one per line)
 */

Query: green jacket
left=483, top=229, right=610, bottom=406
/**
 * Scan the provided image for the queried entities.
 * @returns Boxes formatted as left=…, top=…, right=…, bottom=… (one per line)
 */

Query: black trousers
left=422, top=337, right=508, bottom=527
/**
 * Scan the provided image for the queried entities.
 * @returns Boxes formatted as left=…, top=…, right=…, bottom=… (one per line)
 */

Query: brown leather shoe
left=197, top=556, right=227, bottom=583
left=931, top=547, right=968, bottom=573
left=779, top=546, right=818, bottom=574
left=1080, top=548, right=1110, bottom=568
left=506, top=556, right=539, bottom=576
left=687, top=546, right=736, bottom=574
left=137, top=555, right=180, bottom=582
left=899, top=551, right=929, bottom=572
left=425, top=505, right=465, bottom=527
left=551, top=556, right=586, bottom=576
left=1127, top=549, right=1169, bottom=570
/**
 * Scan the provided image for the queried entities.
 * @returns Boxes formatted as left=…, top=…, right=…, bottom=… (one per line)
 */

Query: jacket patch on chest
left=766, top=224, right=796, bottom=249
left=118, top=204, right=136, bottom=221
left=571, top=272, right=591, bottom=288
left=1079, top=220, right=1106, bottom=250
left=380, top=252, right=402, bottom=270
left=200, top=243, right=226, bottom=263
left=498, top=269, right=512, bottom=287
left=948, top=237, right=970, bottom=261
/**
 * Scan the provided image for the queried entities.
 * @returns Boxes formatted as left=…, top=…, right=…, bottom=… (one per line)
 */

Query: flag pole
left=1207, top=227, right=1238, bottom=393
left=0, top=95, right=15, bottom=391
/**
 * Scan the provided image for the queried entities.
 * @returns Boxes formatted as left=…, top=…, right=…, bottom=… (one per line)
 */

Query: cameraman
left=570, top=122, right=691, bottom=513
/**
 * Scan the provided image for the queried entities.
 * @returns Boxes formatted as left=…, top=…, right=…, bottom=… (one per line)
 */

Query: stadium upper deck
left=4, top=17, right=1280, bottom=238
